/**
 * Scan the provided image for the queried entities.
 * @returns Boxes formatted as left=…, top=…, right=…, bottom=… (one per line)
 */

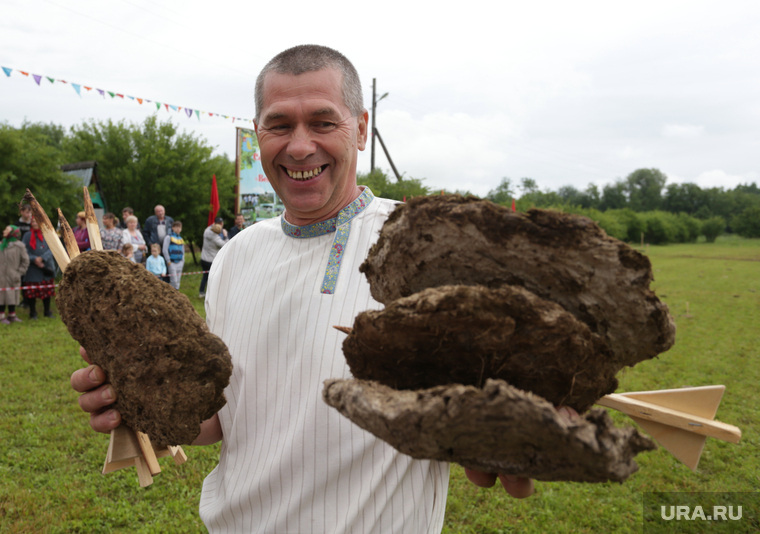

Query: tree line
left=3, top=117, right=758, bottom=247
left=360, top=168, right=760, bottom=244
left=1, top=117, right=236, bottom=248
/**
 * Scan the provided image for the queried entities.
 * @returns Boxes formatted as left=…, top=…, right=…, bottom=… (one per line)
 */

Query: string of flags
left=2, top=65, right=254, bottom=124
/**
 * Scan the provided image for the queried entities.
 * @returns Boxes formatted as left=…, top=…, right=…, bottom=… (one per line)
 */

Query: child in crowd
left=120, top=243, right=135, bottom=262
left=146, top=243, right=167, bottom=278
left=162, top=220, right=185, bottom=290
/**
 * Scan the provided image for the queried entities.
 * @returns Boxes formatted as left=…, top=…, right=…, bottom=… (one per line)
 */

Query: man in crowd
left=142, top=204, right=174, bottom=248
left=227, top=213, right=246, bottom=239
left=70, top=44, right=533, bottom=533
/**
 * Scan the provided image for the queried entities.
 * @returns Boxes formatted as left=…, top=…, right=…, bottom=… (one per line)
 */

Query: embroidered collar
left=281, top=188, right=374, bottom=238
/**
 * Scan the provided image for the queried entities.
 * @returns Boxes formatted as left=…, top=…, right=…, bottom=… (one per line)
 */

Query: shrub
left=701, top=216, right=726, bottom=243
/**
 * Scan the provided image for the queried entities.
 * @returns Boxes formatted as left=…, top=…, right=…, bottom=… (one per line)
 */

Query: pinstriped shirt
left=200, top=191, right=450, bottom=533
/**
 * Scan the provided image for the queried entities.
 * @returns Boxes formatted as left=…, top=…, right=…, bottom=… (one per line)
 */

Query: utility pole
left=371, top=78, right=388, bottom=174
left=370, top=79, right=401, bottom=181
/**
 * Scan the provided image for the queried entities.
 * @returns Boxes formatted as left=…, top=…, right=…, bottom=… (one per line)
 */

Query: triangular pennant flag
left=20, top=71, right=29, bottom=76
left=164, top=104, right=169, bottom=111
left=72, top=83, right=82, bottom=96
left=108, top=91, right=116, bottom=98
left=195, top=110, right=200, bottom=120
left=169, top=105, right=178, bottom=112
left=33, top=74, right=42, bottom=85
left=47, top=77, right=55, bottom=84
left=156, top=102, right=161, bottom=110
left=127, top=95, right=135, bottom=101
left=116, top=93, right=124, bottom=99
left=98, top=89, right=105, bottom=97
left=137, top=98, right=143, bottom=104
left=185, top=108, right=192, bottom=118
left=59, top=79, right=67, bottom=84
left=2, top=67, right=12, bottom=77
left=84, top=86, right=92, bottom=91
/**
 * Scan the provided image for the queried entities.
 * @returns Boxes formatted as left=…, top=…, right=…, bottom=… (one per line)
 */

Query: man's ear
left=357, top=110, right=369, bottom=151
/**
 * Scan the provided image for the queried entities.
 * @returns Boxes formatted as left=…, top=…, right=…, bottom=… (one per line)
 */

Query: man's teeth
left=287, top=166, right=323, bottom=180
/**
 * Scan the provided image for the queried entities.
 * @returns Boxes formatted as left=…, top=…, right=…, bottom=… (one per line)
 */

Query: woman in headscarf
left=0, top=225, right=30, bottom=324
left=22, top=217, right=57, bottom=319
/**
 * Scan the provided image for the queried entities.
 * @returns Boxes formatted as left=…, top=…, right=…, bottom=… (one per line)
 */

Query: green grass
left=2, top=240, right=759, bottom=533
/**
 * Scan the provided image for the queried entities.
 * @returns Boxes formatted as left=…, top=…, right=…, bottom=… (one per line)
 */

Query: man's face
left=254, top=68, right=368, bottom=225
left=20, top=208, right=32, bottom=221
left=235, top=215, right=244, bottom=226
left=155, top=206, right=165, bottom=219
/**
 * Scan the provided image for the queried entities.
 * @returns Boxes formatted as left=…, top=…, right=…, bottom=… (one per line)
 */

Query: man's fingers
left=89, top=408, right=121, bottom=434
left=76, top=384, right=116, bottom=413
left=464, top=468, right=497, bottom=488
left=70, top=364, right=106, bottom=393
left=498, top=474, right=535, bottom=499
left=79, top=345, right=92, bottom=365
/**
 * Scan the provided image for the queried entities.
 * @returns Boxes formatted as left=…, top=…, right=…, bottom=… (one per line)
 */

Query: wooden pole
left=83, top=187, right=103, bottom=251
left=58, top=209, right=80, bottom=261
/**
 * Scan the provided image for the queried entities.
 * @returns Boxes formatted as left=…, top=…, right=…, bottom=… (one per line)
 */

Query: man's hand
left=463, top=405, right=580, bottom=498
left=70, top=346, right=121, bottom=433
left=465, top=469, right=535, bottom=498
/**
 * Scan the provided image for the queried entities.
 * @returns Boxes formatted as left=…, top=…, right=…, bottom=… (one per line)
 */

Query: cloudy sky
left=2, top=0, right=759, bottom=197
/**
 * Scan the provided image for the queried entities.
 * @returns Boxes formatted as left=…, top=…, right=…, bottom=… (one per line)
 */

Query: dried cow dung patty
left=343, top=284, right=618, bottom=412
left=323, top=378, right=656, bottom=483
left=360, top=195, right=675, bottom=368
left=58, top=251, right=232, bottom=448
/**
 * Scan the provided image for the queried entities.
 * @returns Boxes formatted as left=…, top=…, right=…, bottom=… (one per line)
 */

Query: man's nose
left=286, top=124, right=317, bottom=161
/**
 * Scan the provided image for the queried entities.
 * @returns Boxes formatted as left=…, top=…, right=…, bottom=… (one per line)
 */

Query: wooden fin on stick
left=102, top=425, right=187, bottom=487
left=58, top=209, right=80, bottom=261
left=82, top=187, right=103, bottom=251
left=597, top=385, right=741, bottom=471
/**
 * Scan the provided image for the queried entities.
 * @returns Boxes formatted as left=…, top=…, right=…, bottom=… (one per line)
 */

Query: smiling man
left=71, top=44, right=531, bottom=533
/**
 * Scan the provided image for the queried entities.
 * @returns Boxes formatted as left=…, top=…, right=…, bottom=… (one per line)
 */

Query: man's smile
left=285, top=165, right=326, bottom=181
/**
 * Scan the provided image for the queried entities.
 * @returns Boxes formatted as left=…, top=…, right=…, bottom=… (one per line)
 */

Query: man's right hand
left=70, top=346, right=121, bottom=433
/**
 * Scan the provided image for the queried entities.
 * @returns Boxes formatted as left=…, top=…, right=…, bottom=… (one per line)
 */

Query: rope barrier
left=0, top=271, right=210, bottom=292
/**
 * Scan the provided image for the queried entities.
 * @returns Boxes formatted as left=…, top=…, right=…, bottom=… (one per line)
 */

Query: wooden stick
left=23, top=190, right=70, bottom=272
left=57, top=209, right=80, bottom=261
left=135, top=431, right=162, bottom=476
left=83, top=187, right=103, bottom=251
left=333, top=325, right=352, bottom=335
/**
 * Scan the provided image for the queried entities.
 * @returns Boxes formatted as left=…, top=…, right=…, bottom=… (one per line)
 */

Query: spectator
left=100, top=213, right=122, bottom=251
left=17, top=204, right=33, bottom=239
left=121, top=215, right=147, bottom=263
left=228, top=213, right=246, bottom=239
left=0, top=225, right=30, bottom=324
left=22, top=218, right=56, bottom=319
left=73, top=211, right=90, bottom=252
left=119, top=207, right=139, bottom=230
left=145, top=243, right=167, bottom=279
left=198, top=216, right=226, bottom=298
left=162, top=220, right=185, bottom=290
left=120, top=243, right=135, bottom=262
left=142, top=204, right=174, bottom=247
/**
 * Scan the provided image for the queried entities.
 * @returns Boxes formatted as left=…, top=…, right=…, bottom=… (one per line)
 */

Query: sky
left=2, top=0, right=759, bottom=198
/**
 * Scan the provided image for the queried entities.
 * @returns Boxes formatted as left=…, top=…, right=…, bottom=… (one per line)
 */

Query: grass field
left=1, top=237, right=758, bottom=533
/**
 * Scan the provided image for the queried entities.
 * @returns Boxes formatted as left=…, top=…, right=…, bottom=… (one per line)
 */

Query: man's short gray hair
left=254, top=44, right=364, bottom=122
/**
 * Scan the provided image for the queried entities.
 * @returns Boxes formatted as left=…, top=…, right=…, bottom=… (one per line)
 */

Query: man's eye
left=313, top=122, right=337, bottom=132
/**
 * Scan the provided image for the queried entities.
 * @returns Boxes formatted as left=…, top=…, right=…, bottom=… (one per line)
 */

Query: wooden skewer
left=58, top=209, right=80, bottom=261
left=83, top=187, right=103, bottom=252
left=23, top=189, right=70, bottom=271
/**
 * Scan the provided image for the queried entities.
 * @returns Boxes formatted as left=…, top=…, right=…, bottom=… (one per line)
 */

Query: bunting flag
left=1, top=65, right=254, bottom=125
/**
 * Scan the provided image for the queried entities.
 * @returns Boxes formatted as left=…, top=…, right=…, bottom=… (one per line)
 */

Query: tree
left=701, top=216, right=726, bottom=243
left=485, top=177, right=514, bottom=205
left=0, top=122, right=80, bottom=227
left=357, top=168, right=429, bottom=201
left=663, top=182, right=707, bottom=215
left=600, top=180, right=627, bottom=211
left=625, top=168, right=667, bottom=212
left=732, top=206, right=760, bottom=238
left=62, top=116, right=236, bottom=247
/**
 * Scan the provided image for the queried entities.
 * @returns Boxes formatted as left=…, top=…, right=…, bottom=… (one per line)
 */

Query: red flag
left=512, top=198, right=516, bottom=212
left=208, top=174, right=220, bottom=226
